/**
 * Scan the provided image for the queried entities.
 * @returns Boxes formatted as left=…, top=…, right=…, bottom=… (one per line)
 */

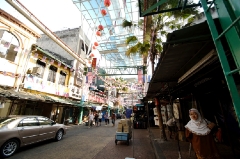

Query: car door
left=17, top=117, right=40, bottom=145
left=37, top=117, right=56, bottom=141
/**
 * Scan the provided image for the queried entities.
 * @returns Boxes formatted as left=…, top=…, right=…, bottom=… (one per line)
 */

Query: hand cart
left=115, top=132, right=132, bottom=145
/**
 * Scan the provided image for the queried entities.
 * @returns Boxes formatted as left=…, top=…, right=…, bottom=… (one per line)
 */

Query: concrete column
left=78, top=105, right=83, bottom=124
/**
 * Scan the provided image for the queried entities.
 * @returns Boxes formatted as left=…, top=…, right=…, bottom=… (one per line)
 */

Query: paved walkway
left=149, top=127, right=240, bottom=159
left=9, top=119, right=239, bottom=159
left=92, top=127, right=155, bottom=159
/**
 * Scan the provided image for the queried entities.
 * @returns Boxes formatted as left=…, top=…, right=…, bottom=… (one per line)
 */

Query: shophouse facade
left=35, top=28, right=108, bottom=124
left=0, top=9, right=41, bottom=117
left=0, top=9, right=91, bottom=124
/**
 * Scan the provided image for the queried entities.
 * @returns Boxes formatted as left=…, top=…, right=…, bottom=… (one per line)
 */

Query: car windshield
left=0, top=117, right=17, bottom=128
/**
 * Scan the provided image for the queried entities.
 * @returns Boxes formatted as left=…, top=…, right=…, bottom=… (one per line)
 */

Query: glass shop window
left=36, top=59, right=46, bottom=78
left=47, top=65, right=57, bottom=83
left=0, top=30, right=20, bottom=62
left=59, top=70, right=66, bottom=85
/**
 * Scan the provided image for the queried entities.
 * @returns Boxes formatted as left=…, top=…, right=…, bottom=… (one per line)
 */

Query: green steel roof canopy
left=138, top=0, right=212, bottom=17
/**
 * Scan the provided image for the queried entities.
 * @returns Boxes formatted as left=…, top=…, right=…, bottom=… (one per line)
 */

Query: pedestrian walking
left=166, top=117, right=176, bottom=139
left=98, top=111, right=103, bottom=126
left=185, top=108, right=220, bottom=159
left=104, top=112, right=109, bottom=126
left=111, top=113, right=116, bottom=126
left=88, top=112, right=94, bottom=128
left=94, top=112, right=99, bottom=126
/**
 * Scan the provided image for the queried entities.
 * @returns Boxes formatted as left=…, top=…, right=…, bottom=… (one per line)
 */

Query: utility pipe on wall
left=6, top=0, right=86, bottom=66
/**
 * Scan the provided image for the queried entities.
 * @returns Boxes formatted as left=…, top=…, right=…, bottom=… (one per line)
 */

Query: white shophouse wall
left=0, top=9, right=39, bottom=117
left=36, top=28, right=90, bottom=100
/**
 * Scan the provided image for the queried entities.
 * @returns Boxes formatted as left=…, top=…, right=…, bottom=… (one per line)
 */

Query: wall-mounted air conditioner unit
left=32, top=67, right=42, bottom=75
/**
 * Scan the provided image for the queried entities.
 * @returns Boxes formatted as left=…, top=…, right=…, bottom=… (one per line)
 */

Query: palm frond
left=125, top=45, right=138, bottom=57
left=126, top=36, right=138, bottom=45
left=122, top=19, right=133, bottom=28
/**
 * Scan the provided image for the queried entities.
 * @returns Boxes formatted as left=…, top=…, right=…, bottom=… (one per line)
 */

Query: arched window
left=0, top=30, right=20, bottom=62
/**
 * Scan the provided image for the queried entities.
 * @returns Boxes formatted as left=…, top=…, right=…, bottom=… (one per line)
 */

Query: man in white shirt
left=88, top=112, right=94, bottom=128
left=98, top=111, right=103, bottom=126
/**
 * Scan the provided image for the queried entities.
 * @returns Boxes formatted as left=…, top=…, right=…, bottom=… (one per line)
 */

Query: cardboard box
left=118, top=123, right=123, bottom=126
left=117, top=128, right=122, bottom=132
left=121, top=119, right=131, bottom=127
left=123, top=126, right=130, bottom=133
left=117, top=123, right=123, bottom=132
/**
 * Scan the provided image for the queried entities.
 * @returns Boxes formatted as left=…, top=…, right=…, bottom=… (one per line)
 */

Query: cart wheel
left=115, top=140, right=117, bottom=145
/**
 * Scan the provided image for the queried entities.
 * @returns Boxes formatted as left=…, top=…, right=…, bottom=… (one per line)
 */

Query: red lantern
left=90, top=53, right=95, bottom=57
left=94, top=42, right=99, bottom=46
left=96, top=31, right=101, bottom=36
left=92, top=45, right=97, bottom=50
left=101, top=9, right=107, bottom=16
left=104, top=0, right=111, bottom=7
left=98, top=25, right=104, bottom=31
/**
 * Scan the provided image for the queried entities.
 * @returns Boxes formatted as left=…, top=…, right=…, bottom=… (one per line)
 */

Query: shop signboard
left=74, top=61, right=83, bottom=87
left=137, top=66, right=143, bottom=84
left=69, top=85, right=81, bottom=99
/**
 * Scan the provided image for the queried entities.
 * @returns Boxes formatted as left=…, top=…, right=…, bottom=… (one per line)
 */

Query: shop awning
left=146, top=20, right=220, bottom=98
left=42, top=95, right=82, bottom=106
left=0, top=88, right=45, bottom=101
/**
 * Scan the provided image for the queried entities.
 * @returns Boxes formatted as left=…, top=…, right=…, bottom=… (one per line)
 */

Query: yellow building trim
left=0, top=9, right=40, bottom=38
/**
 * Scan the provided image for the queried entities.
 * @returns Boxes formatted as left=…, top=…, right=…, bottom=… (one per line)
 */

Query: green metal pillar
left=215, top=0, right=240, bottom=67
left=200, top=0, right=240, bottom=124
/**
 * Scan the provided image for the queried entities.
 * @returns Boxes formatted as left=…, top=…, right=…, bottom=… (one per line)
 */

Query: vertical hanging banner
left=123, top=0, right=126, bottom=7
left=137, top=66, right=143, bottom=84
left=86, top=67, right=93, bottom=83
left=92, top=58, right=97, bottom=69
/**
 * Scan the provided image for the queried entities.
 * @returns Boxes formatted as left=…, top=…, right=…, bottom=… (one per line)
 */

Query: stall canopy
left=146, top=20, right=221, bottom=98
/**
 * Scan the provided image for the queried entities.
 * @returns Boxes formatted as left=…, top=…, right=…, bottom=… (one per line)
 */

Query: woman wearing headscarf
left=185, top=108, right=220, bottom=159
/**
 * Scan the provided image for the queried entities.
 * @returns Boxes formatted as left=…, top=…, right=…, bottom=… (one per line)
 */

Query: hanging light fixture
left=104, top=0, right=111, bottom=7
left=96, top=31, right=101, bottom=36
left=98, top=25, right=104, bottom=31
left=101, top=9, right=107, bottom=16
left=94, top=42, right=99, bottom=47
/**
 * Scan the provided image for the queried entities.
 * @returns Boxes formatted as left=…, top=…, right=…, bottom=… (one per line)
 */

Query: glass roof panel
left=73, top=0, right=143, bottom=68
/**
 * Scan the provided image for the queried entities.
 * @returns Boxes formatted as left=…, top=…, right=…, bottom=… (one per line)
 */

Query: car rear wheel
left=1, top=139, right=19, bottom=158
left=55, top=129, right=63, bottom=141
